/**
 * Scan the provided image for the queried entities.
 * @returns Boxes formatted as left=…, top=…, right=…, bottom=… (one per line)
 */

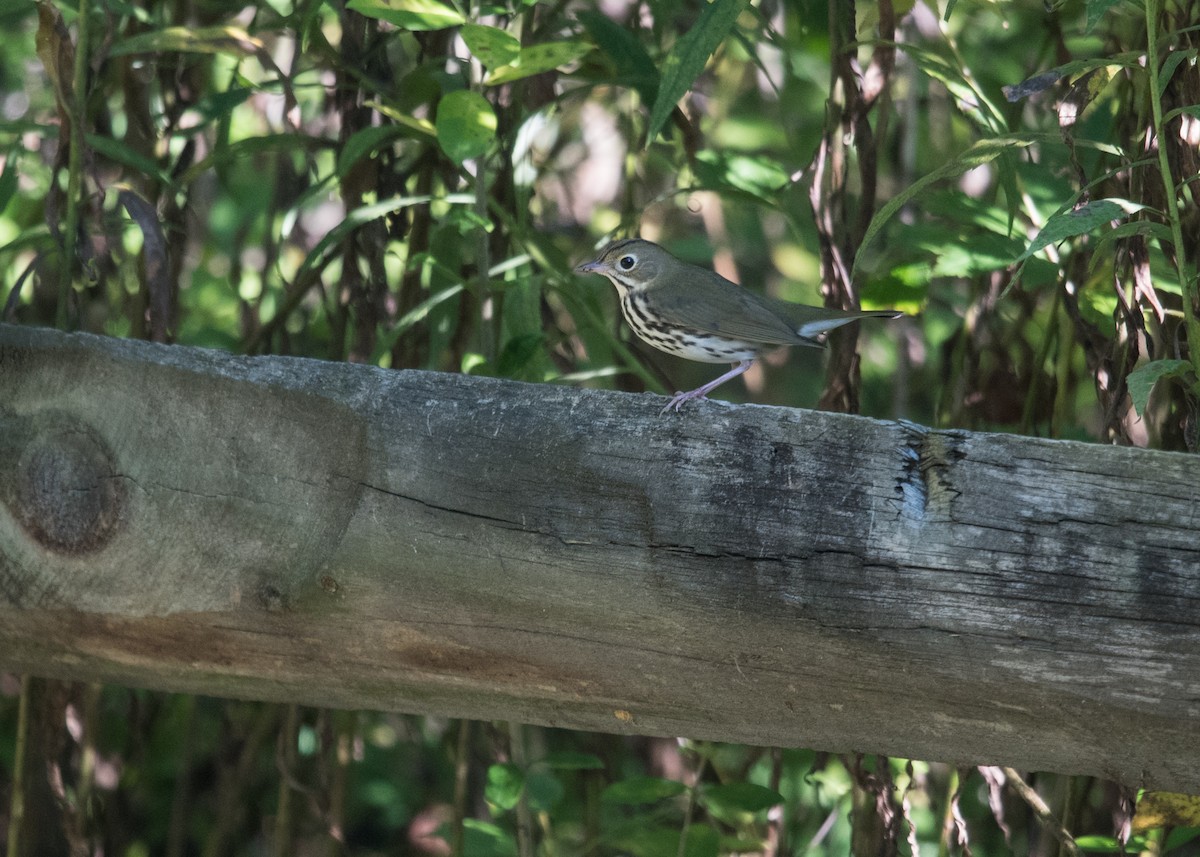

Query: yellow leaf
left=35, top=1, right=75, bottom=118
left=1133, top=791, right=1200, bottom=832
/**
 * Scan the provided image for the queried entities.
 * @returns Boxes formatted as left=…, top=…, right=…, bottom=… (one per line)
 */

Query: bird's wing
left=646, top=266, right=901, bottom=345
left=644, top=268, right=810, bottom=346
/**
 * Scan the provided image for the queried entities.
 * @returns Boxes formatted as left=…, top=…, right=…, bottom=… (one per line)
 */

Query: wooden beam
left=2, top=323, right=1198, bottom=792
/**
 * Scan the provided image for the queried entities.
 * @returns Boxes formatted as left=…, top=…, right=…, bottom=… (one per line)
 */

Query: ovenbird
left=575, top=238, right=901, bottom=413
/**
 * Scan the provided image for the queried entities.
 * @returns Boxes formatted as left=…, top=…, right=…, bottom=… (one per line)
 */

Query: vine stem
left=59, top=0, right=90, bottom=328
left=1144, top=0, right=1200, bottom=390
left=5, top=676, right=30, bottom=856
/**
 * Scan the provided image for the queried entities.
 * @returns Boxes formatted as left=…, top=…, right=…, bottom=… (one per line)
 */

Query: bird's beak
left=574, top=260, right=604, bottom=275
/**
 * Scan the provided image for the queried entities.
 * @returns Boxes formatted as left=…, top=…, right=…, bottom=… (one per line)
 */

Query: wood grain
left=2, top=323, right=1198, bottom=792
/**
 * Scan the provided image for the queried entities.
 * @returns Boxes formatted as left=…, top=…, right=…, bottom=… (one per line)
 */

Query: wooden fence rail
left=2, top=323, right=1198, bottom=792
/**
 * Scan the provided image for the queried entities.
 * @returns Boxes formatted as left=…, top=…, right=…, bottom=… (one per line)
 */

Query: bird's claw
left=660, top=390, right=705, bottom=415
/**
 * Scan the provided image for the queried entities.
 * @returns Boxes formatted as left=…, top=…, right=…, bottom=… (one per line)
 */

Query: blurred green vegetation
left=3, top=0, right=1200, bottom=852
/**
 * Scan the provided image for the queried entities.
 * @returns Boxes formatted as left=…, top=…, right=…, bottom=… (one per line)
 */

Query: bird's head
left=574, top=239, right=669, bottom=294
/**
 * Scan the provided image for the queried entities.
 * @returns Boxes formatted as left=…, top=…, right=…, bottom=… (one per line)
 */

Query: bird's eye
left=619, top=255, right=636, bottom=270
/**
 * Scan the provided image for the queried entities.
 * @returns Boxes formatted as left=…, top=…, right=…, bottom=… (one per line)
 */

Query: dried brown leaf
left=35, top=0, right=76, bottom=120
left=118, top=188, right=171, bottom=342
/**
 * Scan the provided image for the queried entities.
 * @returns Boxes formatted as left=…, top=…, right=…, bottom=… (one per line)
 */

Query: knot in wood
left=13, top=418, right=126, bottom=554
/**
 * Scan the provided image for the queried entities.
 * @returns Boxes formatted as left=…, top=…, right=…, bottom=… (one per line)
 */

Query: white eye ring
left=619, top=255, right=636, bottom=270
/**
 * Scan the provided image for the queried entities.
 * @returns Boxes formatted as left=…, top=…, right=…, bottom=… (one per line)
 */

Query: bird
left=574, top=238, right=902, bottom=413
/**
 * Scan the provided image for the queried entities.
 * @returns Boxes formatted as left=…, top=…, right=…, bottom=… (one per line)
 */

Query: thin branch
left=6, top=675, right=31, bottom=857
left=451, top=720, right=472, bottom=857
left=1144, top=0, right=1200, bottom=391
left=997, top=767, right=1080, bottom=857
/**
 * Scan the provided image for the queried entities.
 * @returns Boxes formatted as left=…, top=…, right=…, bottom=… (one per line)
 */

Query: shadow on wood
left=2, top=323, right=1199, bottom=792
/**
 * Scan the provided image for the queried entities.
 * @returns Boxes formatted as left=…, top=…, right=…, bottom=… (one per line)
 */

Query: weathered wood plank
left=1, top=323, right=1198, bottom=791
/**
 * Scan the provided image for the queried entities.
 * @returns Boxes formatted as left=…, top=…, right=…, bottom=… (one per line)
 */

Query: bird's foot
left=658, top=360, right=754, bottom=415
left=660, top=389, right=708, bottom=415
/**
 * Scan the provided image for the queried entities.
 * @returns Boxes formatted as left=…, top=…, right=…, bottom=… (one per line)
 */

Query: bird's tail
left=770, top=303, right=903, bottom=342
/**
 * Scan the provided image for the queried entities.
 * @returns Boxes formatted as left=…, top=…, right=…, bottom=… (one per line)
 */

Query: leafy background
left=2, top=0, right=1200, bottom=852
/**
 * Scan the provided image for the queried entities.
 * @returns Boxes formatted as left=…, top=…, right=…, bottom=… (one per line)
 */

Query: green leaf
left=601, top=776, right=688, bottom=805
left=926, top=234, right=1026, bottom=277
left=367, top=100, right=438, bottom=139
left=607, top=824, right=719, bottom=857
left=1165, top=103, right=1200, bottom=123
left=461, top=819, right=518, bottom=857
left=901, top=42, right=1005, bottom=132
left=195, top=87, right=254, bottom=123
left=1016, top=198, right=1148, bottom=262
left=854, top=134, right=1040, bottom=280
left=85, top=133, right=174, bottom=187
left=539, top=750, right=604, bottom=770
left=1002, top=52, right=1142, bottom=103
left=435, top=90, right=496, bottom=164
left=1127, top=360, right=1194, bottom=417
left=701, top=782, right=784, bottom=814
left=0, top=225, right=54, bottom=260
left=1085, top=0, right=1124, bottom=32
left=496, top=332, right=544, bottom=378
left=346, top=0, right=465, bottom=30
left=462, top=24, right=520, bottom=68
left=337, top=124, right=406, bottom=177
left=524, top=770, right=565, bottom=812
left=1167, top=829, right=1200, bottom=851
left=485, top=762, right=524, bottom=810
left=178, top=133, right=333, bottom=188
left=577, top=10, right=659, bottom=105
left=462, top=352, right=488, bottom=373
left=996, top=149, right=1020, bottom=235
left=294, top=193, right=472, bottom=282
left=919, top=190, right=1015, bottom=235
left=1081, top=831, right=1200, bottom=855
left=484, top=40, right=592, bottom=85
left=372, top=283, right=465, bottom=364
left=1091, top=219, right=1174, bottom=267
left=108, top=25, right=264, bottom=57
left=693, top=150, right=788, bottom=202
left=1075, top=834, right=1135, bottom=852
left=1157, top=49, right=1196, bottom=101
left=646, top=0, right=746, bottom=144
left=679, top=825, right=719, bottom=857
left=0, top=147, right=19, bottom=214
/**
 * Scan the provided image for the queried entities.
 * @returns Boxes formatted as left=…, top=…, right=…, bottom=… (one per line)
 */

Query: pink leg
left=660, top=360, right=754, bottom=414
